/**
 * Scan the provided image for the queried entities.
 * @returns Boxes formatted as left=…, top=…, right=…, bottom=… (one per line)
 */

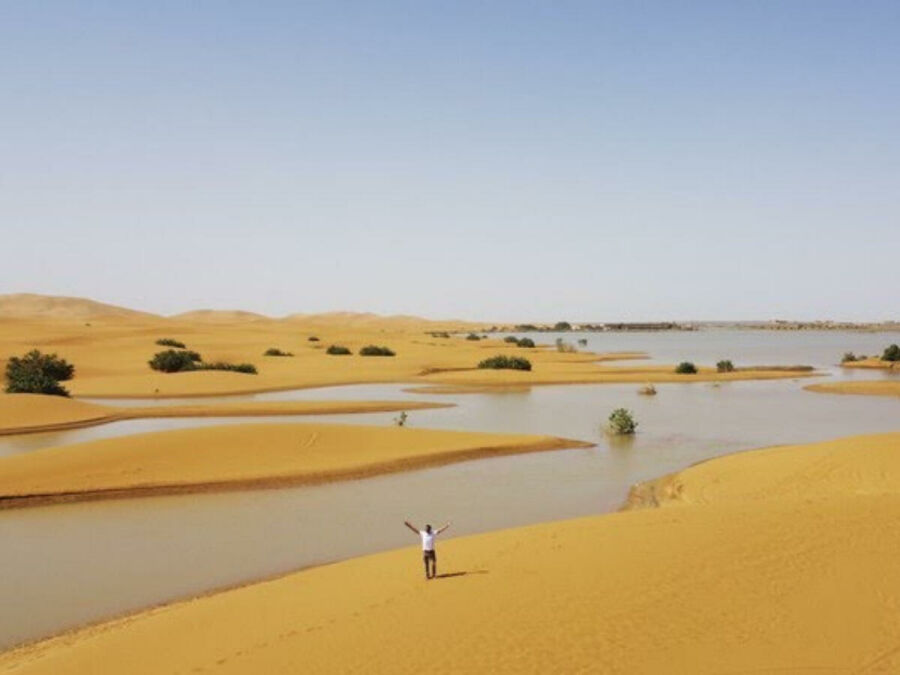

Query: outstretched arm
left=436, top=522, right=451, bottom=535
left=403, top=520, right=419, bottom=535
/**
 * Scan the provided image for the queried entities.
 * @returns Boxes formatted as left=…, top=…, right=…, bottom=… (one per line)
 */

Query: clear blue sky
left=1, top=1, right=897, bottom=321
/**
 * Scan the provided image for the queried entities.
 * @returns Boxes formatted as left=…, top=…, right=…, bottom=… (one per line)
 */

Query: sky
left=1, top=1, right=898, bottom=322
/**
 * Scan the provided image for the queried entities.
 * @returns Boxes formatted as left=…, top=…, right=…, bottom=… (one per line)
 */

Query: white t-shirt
left=420, top=530, right=436, bottom=551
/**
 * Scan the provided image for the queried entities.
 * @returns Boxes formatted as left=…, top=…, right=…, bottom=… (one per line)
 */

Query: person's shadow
left=433, top=570, right=489, bottom=580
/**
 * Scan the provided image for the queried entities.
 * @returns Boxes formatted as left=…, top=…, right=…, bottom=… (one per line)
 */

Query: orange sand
left=4, top=432, right=900, bottom=672
left=0, top=423, right=587, bottom=507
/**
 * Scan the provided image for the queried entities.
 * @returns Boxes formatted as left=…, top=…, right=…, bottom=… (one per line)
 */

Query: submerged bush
left=841, top=352, right=858, bottom=363
left=197, top=362, right=257, bottom=374
left=149, top=349, right=198, bottom=373
left=477, top=355, right=532, bottom=371
left=359, top=345, right=395, bottom=357
left=264, top=348, right=293, bottom=357
left=716, top=360, right=735, bottom=373
left=883, top=344, right=900, bottom=362
left=638, top=384, right=657, bottom=396
left=675, top=361, right=697, bottom=374
left=555, top=338, right=576, bottom=353
left=155, top=338, right=187, bottom=349
left=326, top=345, right=352, bottom=356
left=607, top=408, right=638, bottom=435
left=4, top=349, right=74, bottom=397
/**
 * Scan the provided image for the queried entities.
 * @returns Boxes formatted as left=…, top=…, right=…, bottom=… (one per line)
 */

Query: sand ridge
left=4, top=432, right=900, bottom=672
left=805, top=380, right=900, bottom=398
left=0, top=422, right=590, bottom=508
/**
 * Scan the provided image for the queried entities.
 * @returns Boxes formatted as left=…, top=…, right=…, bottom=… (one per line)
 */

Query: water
left=1, top=330, right=898, bottom=649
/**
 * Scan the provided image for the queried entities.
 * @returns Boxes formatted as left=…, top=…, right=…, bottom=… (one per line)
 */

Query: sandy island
left=0, top=422, right=590, bottom=509
left=805, top=380, right=900, bottom=398
left=0, top=393, right=451, bottom=436
left=3, top=431, right=900, bottom=672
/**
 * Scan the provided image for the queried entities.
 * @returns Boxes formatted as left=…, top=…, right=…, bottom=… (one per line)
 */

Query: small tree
left=5, top=350, right=74, bottom=397
left=554, top=321, right=572, bottom=331
left=149, top=349, right=198, bottom=373
left=883, top=344, right=900, bottom=362
left=607, top=408, right=637, bottom=435
left=716, top=360, right=735, bottom=372
left=675, top=362, right=697, bottom=374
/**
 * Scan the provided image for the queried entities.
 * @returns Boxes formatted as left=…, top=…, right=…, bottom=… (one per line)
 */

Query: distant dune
left=0, top=293, right=158, bottom=320
left=169, top=309, right=271, bottom=322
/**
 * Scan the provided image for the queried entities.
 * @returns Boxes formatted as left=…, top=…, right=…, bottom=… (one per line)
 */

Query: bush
left=430, top=332, right=450, bottom=338
left=577, top=338, right=588, bottom=347
left=149, top=349, right=198, bottom=373
left=359, top=345, right=395, bottom=357
left=466, top=333, right=482, bottom=341
left=5, top=349, right=74, bottom=396
left=197, top=362, right=257, bottom=374
left=675, top=361, right=697, bottom=374
left=883, top=344, right=900, bottom=362
left=554, top=321, right=572, bottom=331
left=184, top=350, right=203, bottom=362
left=308, top=336, right=320, bottom=342
left=841, top=352, right=858, bottom=363
left=716, top=360, right=735, bottom=373
left=607, top=408, right=638, bottom=435
left=156, top=338, right=187, bottom=349
left=478, top=355, right=532, bottom=371
left=264, top=348, right=293, bottom=357
left=503, top=336, right=519, bottom=344
left=555, top=338, right=576, bottom=353
left=517, top=337, right=536, bottom=348
left=326, top=345, right=352, bottom=355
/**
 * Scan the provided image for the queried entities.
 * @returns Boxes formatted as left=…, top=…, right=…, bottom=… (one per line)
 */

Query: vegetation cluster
left=675, top=362, right=698, bottom=374
left=5, top=349, right=75, bottom=397
left=359, top=345, right=396, bottom=357
left=477, top=355, right=532, bottom=371
left=326, top=345, right=352, bottom=356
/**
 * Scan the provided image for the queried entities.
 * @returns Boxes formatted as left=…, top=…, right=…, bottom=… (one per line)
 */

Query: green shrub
left=554, top=321, right=572, bottom=331
left=149, top=349, right=198, bottom=373
left=883, top=344, right=900, bottom=362
left=264, top=348, right=293, bottom=357
left=156, top=338, right=187, bottom=349
left=477, top=355, right=532, bottom=371
left=841, top=352, right=858, bottom=363
left=516, top=337, right=536, bottom=348
left=607, top=408, right=638, bottom=435
left=308, top=336, right=320, bottom=342
left=675, top=362, right=697, bottom=374
left=197, top=362, right=257, bottom=374
left=359, top=345, right=395, bottom=357
left=716, top=360, right=735, bottom=372
left=503, top=336, right=519, bottom=344
left=4, top=349, right=74, bottom=397
left=326, top=345, right=352, bottom=355
left=185, top=350, right=202, bottom=362
left=466, top=333, right=482, bottom=341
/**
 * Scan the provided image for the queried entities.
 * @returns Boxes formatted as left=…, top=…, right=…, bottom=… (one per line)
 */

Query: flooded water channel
left=1, top=330, right=898, bottom=649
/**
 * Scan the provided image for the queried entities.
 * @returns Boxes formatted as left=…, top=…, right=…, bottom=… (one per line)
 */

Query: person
left=404, top=519, right=450, bottom=579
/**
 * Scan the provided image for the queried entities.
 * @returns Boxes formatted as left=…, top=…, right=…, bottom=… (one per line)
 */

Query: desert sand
left=4, top=432, right=900, bottom=673
left=0, top=294, right=816, bottom=399
left=0, top=422, right=588, bottom=508
left=0, top=393, right=450, bottom=436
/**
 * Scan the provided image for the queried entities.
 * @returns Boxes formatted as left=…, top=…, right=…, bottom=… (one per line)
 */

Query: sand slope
left=0, top=423, right=587, bottom=507
left=4, top=432, right=900, bottom=672
left=0, top=293, right=157, bottom=320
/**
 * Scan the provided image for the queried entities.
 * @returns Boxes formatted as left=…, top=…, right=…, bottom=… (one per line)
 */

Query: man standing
left=404, top=520, right=450, bottom=579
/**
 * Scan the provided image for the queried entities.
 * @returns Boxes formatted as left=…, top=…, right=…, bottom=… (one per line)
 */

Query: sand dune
left=169, top=309, right=272, bottom=322
left=0, top=293, right=157, bottom=320
left=4, top=432, right=900, bottom=672
left=0, top=423, right=588, bottom=508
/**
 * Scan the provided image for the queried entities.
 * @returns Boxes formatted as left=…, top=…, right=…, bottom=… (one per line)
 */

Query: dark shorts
left=423, top=550, right=436, bottom=562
